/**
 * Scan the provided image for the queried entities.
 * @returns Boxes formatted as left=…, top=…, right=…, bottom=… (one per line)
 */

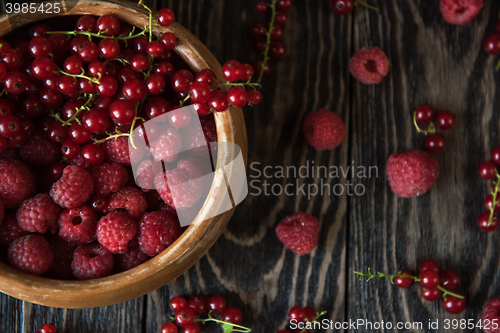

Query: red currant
left=288, top=306, right=306, bottom=323
left=435, top=110, right=455, bottom=131
left=83, top=108, right=109, bottom=132
left=155, top=61, right=175, bottom=77
left=252, top=58, right=271, bottom=77
left=418, top=259, right=439, bottom=273
left=0, top=63, right=6, bottom=80
left=170, top=296, right=188, bottom=312
left=96, top=14, right=120, bottom=37
left=192, top=103, right=211, bottom=117
left=439, top=269, right=460, bottom=290
left=195, top=69, right=216, bottom=86
left=253, top=40, right=266, bottom=53
left=64, top=55, right=83, bottom=75
left=256, top=1, right=267, bottom=13
left=247, top=90, right=262, bottom=105
left=47, top=122, right=69, bottom=143
left=145, top=96, right=171, bottom=120
left=227, top=86, right=248, bottom=108
left=222, top=60, right=242, bottom=82
left=29, top=36, right=52, bottom=58
left=183, top=324, right=200, bottom=333
left=4, top=70, right=27, bottom=94
left=421, top=287, right=442, bottom=301
left=478, top=212, right=499, bottom=232
left=20, top=118, right=34, bottom=137
left=40, top=88, right=63, bottom=107
left=7, top=131, right=26, bottom=148
left=442, top=293, right=466, bottom=314
left=61, top=139, right=81, bottom=159
left=77, top=41, right=99, bottom=63
left=414, top=104, right=434, bottom=124
left=145, top=74, right=166, bottom=95
left=277, top=0, right=292, bottom=10
left=134, top=36, right=149, bottom=54
left=238, top=64, right=254, bottom=81
left=492, top=146, right=500, bottom=165
left=159, top=32, right=177, bottom=51
left=221, top=307, right=242, bottom=325
left=109, top=99, right=136, bottom=124
left=2, top=48, right=23, bottom=70
left=90, top=195, right=108, bottom=212
left=168, top=107, right=192, bottom=128
left=0, top=100, right=12, bottom=117
left=160, top=322, right=178, bottom=333
left=479, top=161, right=498, bottom=180
left=394, top=270, right=413, bottom=289
left=484, top=34, right=500, bottom=55
left=57, top=75, right=78, bottom=95
left=48, top=34, right=70, bottom=55
left=275, top=11, right=288, bottom=25
left=31, top=56, right=56, bottom=81
left=424, top=133, right=446, bottom=153
left=189, top=82, right=211, bottom=103
left=81, top=143, right=105, bottom=166
left=208, top=90, right=228, bottom=112
left=158, top=8, right=175, bottom=27
left=39, top=323, right=56, bottom=333
left=332, top=0, right=353, bottom=14
left=251, top=23, right=267, bottom=39
left=99, top=38, right=121, bottom=60
left=208, top=295, right=226, bottom=315
left=171, top=69, right=194, bottom=93
left=147, top=41, right=164, bottom=58
left=69, top=35, right=88, bottom=55
left=0, top=115, right=21, bottom=138
left=69, top=123, right=91, bottom=144
left=78, top=78, right=96, bottom=94
left=188, top=295, right=208, bottom=316
left=29, top=24, right=50, bottom=38
left=303, top=307, right=317, bottom=322
left=419, top=269, right=440, bottom=289
left=122, top=78, right=147, bottom=103
left=269, top=42, right=287, bottom=60
left=76, top=15, right=97, bottom=33
left=96, top=75, right=118, bottom=97
left=49, top=163, right=65, bottom=179
left=270, top=25, right=284, bottom=41
left=484, top=194, right=500, bottom=212
left=175, top=307, right=195, bottom=328
left=131, top=54, right=150, bottom=72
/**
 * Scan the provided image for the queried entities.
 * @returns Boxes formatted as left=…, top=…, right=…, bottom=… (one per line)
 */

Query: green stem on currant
left=179, top=94, right=191, bottom=106
left=258, top=0, right=278, bottom=83
left=496, top=59, right=500, bottom=72
left=195, top=311, right=252, bottom=333
left=0, top=88, right=6, bottom=98
left=298, top=311, right=327, bottom=333
left=47, top=27, right=146, bottom=41
left=56, top=93, right=94, bottom=126
left=103, top=57, right=130, bottom=66
left=488, top=172, right=500, bottom=226
left=354, top=0, right=380, bottom=11
left=212, top=81, right=262, bottom=90
left=138, top=0, right=154, bottom=42
left=59, top=68, right=101, bottom=84
left=412, top=110, right=436, bottom=135
left=354, top=269, right=465, bottom=299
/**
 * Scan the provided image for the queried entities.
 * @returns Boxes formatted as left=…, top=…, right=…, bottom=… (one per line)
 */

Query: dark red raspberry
left=138, top=211, right=182, bottom=256
left=96, top=211, right=139, bottom=254
left=71, top=243, right=114, bottom=280
left=440, top=0, right=483, bottom=25
left=275, top=212, right=319, bottom=255
left=104, top=136, right=141, bottom=165
left=0, top=213, right=28, bottom=247
left=0, top=159, right=35, bottom=208
left=67, top=153, right=90, bottom=169
left=8, top=234, right=53, bottom=275
left=50, top=165, right=94, bottom=208
left=106, top=186, right=147, bottom=220
left=154, top=160, right=203, bottom=210
left=158, top=202, right=178, bottom=217
left=90, top=162, right=129, bottom=196
left=45, top=236, right=77, bottom=280
left=16, top=193, right=61, bottom=234
left=0, top=200, right=4, bottom=225
left=19, top=132, right=59, bottom=166
left=115, top=236, right=149, bottom=271
left=135, top=159, right=162, bottom=191
left=349, top=47, right=390, bottom=84
left=148, top=128, right=182, bottom=162
left=302, top=109, right=346, bottom=151
left=58, top=205, right=97, bottom=245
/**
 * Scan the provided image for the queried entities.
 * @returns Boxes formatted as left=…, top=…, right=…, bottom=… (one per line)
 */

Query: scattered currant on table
left=412, top=103, right=455, bottom=154
left=34, top=323, right=56, bottom=333
left=354, top=261, right=466, bottom=314
left=325, top=0, right=379, bottom=15
left=478, top=147, right=500, bottom=232
left=277, top=306, right=326, bottom=333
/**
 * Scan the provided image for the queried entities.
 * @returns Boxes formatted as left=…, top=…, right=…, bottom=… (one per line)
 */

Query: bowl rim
left=0, top=0, right=247, bottom=308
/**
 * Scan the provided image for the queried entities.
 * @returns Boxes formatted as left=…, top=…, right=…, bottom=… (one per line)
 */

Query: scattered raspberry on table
left=276, top=212, right=319, bottom=255
left=302, top=109, right=346, bottom=151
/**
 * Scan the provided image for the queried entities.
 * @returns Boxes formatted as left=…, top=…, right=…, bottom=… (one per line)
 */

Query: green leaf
left=222, top=323, right=234, bottom=333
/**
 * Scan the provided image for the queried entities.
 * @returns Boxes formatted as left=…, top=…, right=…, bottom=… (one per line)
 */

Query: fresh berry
left=478, top=212, right=499, bottom=232
left=208, top=295, right=226, bottom=315
left=442, top=293, right=466, bottom=314
left=135, top=159, right=161, bottom=191
left=302, top=109, right=346, bottom=151
left=171, top=69, right=194, bottom=93
left=0, top=213, right=28, bottom=248
left=492, top=146, right=500, bottom=165
left=16, top=193, right=61, bottom=234
left=61, top=139, right=81, bottom=159
left=148, top=129, right=183, bottom=162
left=221, top=307, right=243, bottom=325
left=167, top=107, right=192, bottom=128
left=304, top=307, right=317, bottom=322
left=106, top=186, right=147, bottom=221
left=227, top=86, right=248, bottom=108
left=288, top=306, right=306, bottom=323
left=419, top=269, right=440, bottom=289
left=386, top=149, right=439, bottom=197
left=435, top=110, right=455, bottom=130
left=418, top=259, right=440, bottom=273
left=183, top=324, right=200, bottom=333
left=275, top=211, right=319, bottom=255
left=170, top=296, right=188, bottom=312
left=104, top=136, right=135, bottom=165
left=421, top=287, right=442, bottom=301
left=332, top=0, right=354, bottom=15
left=440, top=269, right=460, bottom=290
left=479, top=161, right=498, bottom=180
left=440, top=0, right=483, bottom=25
left=394, top=270, right=413, bottom=288
left=188, top=295, right=208, bottom=316
left=8, top=234, right=53, bottom=275
left=82, top=143, right=106, bottom=166
left=0, top=159, right=35, bottom=208
left=138, top=211, right=182, bottom=256
left=349, top=47, right=389, bottom=84
left=50, top=165, right=94, bottom=208
left=175, top=307, right=195, bottom=327
left=222, top=60, right=242, bottom=82
left=58, top=205, right=97, bottom=245
left=90, top=195, right=108, bottom=212
left=414, top=104, right=434, bottom=124
left=160, top=323, right=178, bottom=333
left=114, top=237, right=149, bottom=271
left=424, top=133, right=446, bottom=153
left=158, top=8, right=175, bottom=26
left=71, top=243, right=114, bottom=280
left=96, top=14, right=120, bottom=37
left=90, top=162, right=128, bottom=196
left=19, top=132, right=59, bottom=166
left=484, top=195, right=500, bottom=212
left=208, top=90, right=229, bottom=112
left=96, top=211, right=138, bottom=254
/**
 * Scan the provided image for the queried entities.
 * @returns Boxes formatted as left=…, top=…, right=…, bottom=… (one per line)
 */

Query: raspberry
left=8, top=234, right=53, bottom=275
left=90, top=162, right=129, bottom=196
left=50, top=165, right=94, bottom=208
left=0, top=159, right=35, bottom=208
left=182, top=115, right=217, bottom=156
left=386, top=149, right=439, bottom=197
left=0, top=213, right=28, bottom=248
left=45, top=236, right=77, bottom=280
left=0, top=200, right=4, bottom=225
left=106, top=186, right=147, bottom=220
left=149, top=128, right=183, bottom=162
left=138, top=211, right=182, bottom=256
left=482, top=298, right=500, bottom=333
left=154, top=160, right=203, bottom=210
left=302, top=109, right=346, bottom=151
left=115, top=236, right=149, bottom=271
left=96, top=211, right=139, bottom=254
left=275, top=212, right=319, bottom=255
left=104, top=136, right=141, bottom=165
left=17, top=193, right=61, bottom=234
left=158, top=202, right=178, bottom=217
left=349, top=47, right=389, bottom=84
left=67, top=153, right=90, bottom=169
left=71, top=243, right=114, bottom=280
left=440, top=0, right=483, bottom=25
left=135, top=159, right=162, bottom=191
left=58, top=205, right=97, bottom=245
left=19, top=132, right=60, bottom=166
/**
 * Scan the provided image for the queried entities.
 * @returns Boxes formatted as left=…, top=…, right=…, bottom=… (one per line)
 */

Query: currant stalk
left=194, top=311, right=252, bottom=333
left=354, top=0, right=380, bottom=11
left=257, top=0, right=278, bottom=83
left=53, top=93, right=94, bottom=126
left=354, top=268, right=465, bottom=299
left=47, top=26, right=147, bottom=41
left=59, top=68, right=101, bottom=84
left=488, top=172, right=500, bottom=226
left=413, top=110, right=436, bottom=135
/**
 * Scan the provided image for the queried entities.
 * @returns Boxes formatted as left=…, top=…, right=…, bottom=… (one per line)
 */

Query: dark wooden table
left=3, top=0, right=500, bottom=332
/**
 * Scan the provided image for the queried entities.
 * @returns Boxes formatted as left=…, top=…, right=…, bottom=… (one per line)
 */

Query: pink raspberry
left=138, top=211, right=182, bottom=256
left=71, top=243, right=114, bottom=280
left=58, top=205, right=98, bottom=245
left=106, top=186, right=147, bottom=220
left=67, top=154, right=90, bottom=169
left=386, top=149, right=439, bottom=197
left=104, top=136, right=142, bottom=165
left=302, top=109, right=346, bottom=151
left=154, top=160, right=203, bottom=210
left=0, top=201, right=4, bottom=225
left=8, top=234, right=53, bottom=275
left=482, top=298, right=500, bottom=333
left=0, top=159, right=35, bottom=208
left=90, top=162, right=129, bottom=196
left=96, top=211, right=139, bottom=254
left=17, top=193, right=62, bottom=234
left=276, top=212, right=319, bottom=255
left=115, top=237, right=149, bottom=272
left=50, top=165, right=94, bottom=208
left=182, top=115, right=217, bottom=156
left=19, top=132, right=60, bottom=167
left=349, top=47, right=389, bottom=84
left=0, top=213, right=28, bottom=248
left=135, top=159, right=162, bottom=191
left=45, top=236, right=77, bottom=280
left=440, top=0, right=483, bottom=25
left=149, top=128, right=183, bottom=162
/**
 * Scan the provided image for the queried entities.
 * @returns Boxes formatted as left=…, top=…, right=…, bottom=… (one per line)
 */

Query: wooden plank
left=347, top=0, right=500, bottom=331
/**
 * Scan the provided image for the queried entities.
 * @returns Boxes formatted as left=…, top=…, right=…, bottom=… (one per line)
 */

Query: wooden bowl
left=0, top=0, right=247, bottom=308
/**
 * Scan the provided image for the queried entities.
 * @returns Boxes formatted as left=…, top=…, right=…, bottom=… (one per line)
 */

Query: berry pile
left=483, top=18, right=500, bottom=71
left=0, top=3, right=260, bottom=280
left=161, top=295, right=251, bottom=333
left=324, top=0, right=379, bottom=16
left=477, top=145, right=500, bottom=232
left=355, top=259, right=466, bottom=314
left=413, top=103, right=456, bottom=153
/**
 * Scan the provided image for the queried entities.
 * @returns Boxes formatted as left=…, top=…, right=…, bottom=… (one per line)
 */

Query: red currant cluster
left=413, top=104, right=456, bottom=153
left=34, top=323, right=56, bottom=333
left=217, top=60, right=263, bottom=110
left=276, top=306, right=325, bottom=333
left=323, top=0, right=379, bottom=15
left=250, top=0, right=292, bottom=81
left=355, top=259, right=466, bottom=314
left=161, top=295, right=251, bottom=333
left=483, top=19, right=500, bottom=70
left=477, top=146, right=500, bottom=231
